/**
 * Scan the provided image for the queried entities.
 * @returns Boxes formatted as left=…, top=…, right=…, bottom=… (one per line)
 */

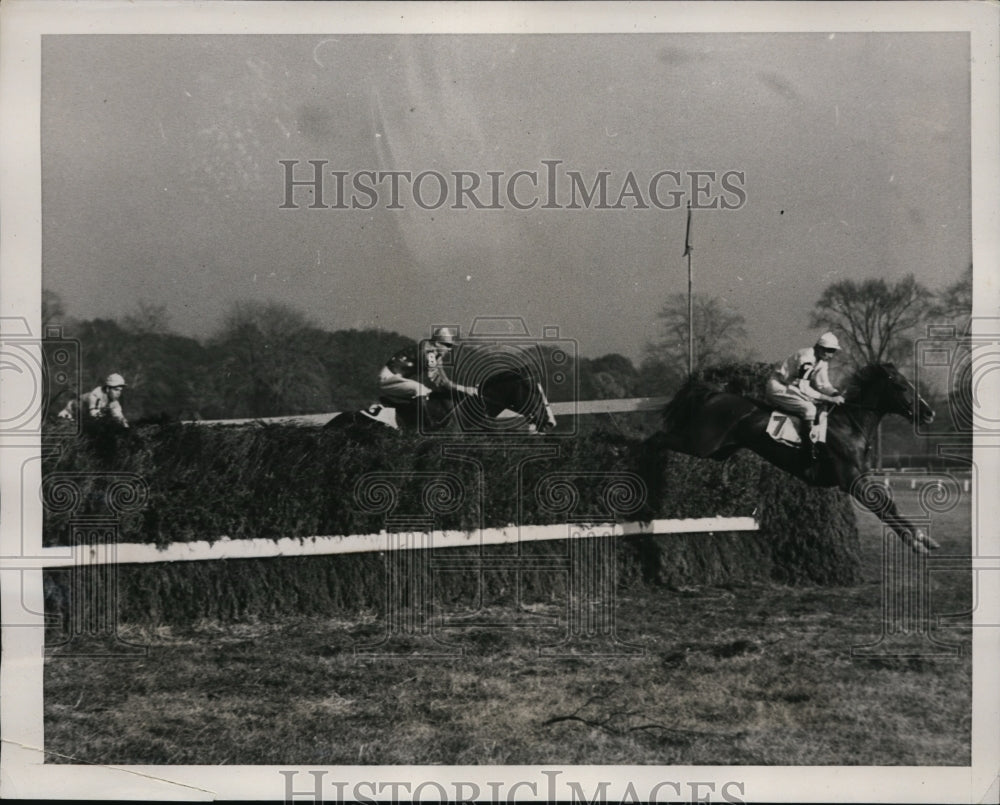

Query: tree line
left=42, top=265, right=971, bottom=429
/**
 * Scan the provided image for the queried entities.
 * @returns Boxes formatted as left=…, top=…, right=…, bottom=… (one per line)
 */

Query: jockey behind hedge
left=764, top=332, right=845, bottom=449
left=378, top=326, right=478, bottom=413
left=58, top=372, right=130, bottom=432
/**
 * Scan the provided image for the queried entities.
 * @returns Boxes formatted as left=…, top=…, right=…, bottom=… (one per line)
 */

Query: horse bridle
left=837, top=377, right=922, bottom=456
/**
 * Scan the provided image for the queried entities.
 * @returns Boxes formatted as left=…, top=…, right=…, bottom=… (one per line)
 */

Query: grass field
left=43, top=487, right=972, bottom=766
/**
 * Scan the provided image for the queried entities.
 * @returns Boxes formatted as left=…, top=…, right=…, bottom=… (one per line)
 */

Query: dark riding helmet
left=432, top=326, right=458, bottom=348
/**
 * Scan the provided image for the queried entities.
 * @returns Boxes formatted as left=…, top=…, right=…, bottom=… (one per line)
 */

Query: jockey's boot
left=807, top=417, right=823, bottom=460
left=800, top=437, right=817, bottom=461
left=394, top=400, right=419, bottom=431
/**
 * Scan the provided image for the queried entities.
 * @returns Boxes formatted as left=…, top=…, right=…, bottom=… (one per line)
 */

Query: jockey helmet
left=104, top=373, right=127, bottom=388
left=816, top=332, right=840, bottom=351
left=431, top=326, right=458, bottom=346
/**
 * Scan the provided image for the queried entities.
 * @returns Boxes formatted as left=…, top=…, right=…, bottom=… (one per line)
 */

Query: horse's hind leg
left=848, top=477, right=940, bottom=554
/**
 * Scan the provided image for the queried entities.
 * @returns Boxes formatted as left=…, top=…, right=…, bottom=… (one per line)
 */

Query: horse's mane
left=660, top=362, right=908, bottom=426
left=488, top=366, right=532, bottom=382
left=477, top=364, right=543, bottom=411
left=481, top=363, right=539, bottom=387
left=842, top=363, right=895, bottom=402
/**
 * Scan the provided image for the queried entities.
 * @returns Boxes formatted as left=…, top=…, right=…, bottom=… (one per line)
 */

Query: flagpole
left=684, top=202, right=694, bottom=377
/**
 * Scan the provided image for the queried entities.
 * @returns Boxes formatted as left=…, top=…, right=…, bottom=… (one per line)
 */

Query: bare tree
left=934, top=264, right=973, bottom=433
left=210, top=300, right=330, bottom=418
left=123, top=300, right=172, bottom=336
left=812, top=275, right=936, bottom=469
left=645, top=293, right=752, bottom=373
left=42, top=289, right=65, bottom=328
left=810, top=275, right=936, bottom=370
left=938, top=263, right=972, bottom=334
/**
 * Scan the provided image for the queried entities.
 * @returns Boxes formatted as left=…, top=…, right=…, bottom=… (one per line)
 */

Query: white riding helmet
left=104, top=373, right=127, bottom=388
left=816, top=332, right=840, bottom=351
left=431, top=326, right=458, bottom=346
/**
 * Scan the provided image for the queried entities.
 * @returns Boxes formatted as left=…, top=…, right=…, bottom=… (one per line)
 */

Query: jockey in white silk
left=58, top=372, right=130, bottom=430
left=764, top=332, right=845, bottom=448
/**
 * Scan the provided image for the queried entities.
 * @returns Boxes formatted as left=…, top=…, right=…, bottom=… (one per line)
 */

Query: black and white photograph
left=1, top=2, right=998, bottom=802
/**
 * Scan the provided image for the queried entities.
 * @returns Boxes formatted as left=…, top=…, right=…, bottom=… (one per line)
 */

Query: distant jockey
left=764, top=332, right=845, bottom=452
left=59, top=372, right=130, bottom=431
left=378, top=327, right=477, bottom=425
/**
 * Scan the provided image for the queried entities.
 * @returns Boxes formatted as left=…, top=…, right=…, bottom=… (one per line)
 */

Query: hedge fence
left=42, top=366, right=862, bottom=625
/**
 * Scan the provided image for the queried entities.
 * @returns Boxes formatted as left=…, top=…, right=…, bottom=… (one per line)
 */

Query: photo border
left=2, top=2, right=997, bottom=802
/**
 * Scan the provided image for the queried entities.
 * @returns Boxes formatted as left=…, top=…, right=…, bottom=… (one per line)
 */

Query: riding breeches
left=378, top=367, right=432, bottom=403
left=764, top=378, right=818, bottom=421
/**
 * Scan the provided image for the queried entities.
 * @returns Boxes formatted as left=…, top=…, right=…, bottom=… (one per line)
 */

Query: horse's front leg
left=847, top=476, right=940, bottom=554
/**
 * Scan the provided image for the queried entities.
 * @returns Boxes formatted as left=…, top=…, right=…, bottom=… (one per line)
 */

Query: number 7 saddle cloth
left=766, top=410, right=828, bottom=446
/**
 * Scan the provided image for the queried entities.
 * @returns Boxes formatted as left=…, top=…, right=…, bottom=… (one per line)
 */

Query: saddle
left=766, top=410, right=828, bottom=447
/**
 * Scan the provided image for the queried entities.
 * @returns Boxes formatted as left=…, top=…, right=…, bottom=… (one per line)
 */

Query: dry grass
left=44, top=488, right=972, bottom=766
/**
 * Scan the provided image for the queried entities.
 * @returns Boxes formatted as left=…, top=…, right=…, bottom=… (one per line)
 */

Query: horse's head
left=479, top=367, right=557, bottom=433
left=851, top=363, right=935, bottom=425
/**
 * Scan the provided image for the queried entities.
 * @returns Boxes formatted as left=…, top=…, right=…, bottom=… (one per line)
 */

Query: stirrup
left=802, top=438, right=818, bottom=460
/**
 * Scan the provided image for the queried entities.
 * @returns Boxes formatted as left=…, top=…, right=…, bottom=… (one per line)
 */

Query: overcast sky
left=41, top=32, right=970, bottom=364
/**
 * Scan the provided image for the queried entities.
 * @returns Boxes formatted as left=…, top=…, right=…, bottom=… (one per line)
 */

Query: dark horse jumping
left=648, top=363, right=938, bottom=553
left=326, top=366, right=557, bottom=434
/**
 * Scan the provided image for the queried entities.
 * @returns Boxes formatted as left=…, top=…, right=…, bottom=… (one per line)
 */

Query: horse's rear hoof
left=908, top=538, right=938, bottom=555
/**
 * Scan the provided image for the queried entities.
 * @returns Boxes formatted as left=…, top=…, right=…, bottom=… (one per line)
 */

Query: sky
left=41, top=32, right=971, bottom=365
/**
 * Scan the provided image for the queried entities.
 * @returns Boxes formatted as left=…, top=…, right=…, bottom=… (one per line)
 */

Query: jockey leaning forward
left=378, top=326, right=477, bottom=427
left=58, top=372, right=130, bottom=433
left=764, top=331, right=846, bottom=455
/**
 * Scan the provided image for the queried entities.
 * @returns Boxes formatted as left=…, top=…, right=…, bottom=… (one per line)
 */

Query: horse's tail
left=323, top=411, right=353, bottom=430
left=634, top=430, right=671, bottom=523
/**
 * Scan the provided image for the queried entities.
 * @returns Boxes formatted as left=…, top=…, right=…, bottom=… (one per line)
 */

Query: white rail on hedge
left=874, top=471, right=972, bottom=493
left=64, top=396, right=740, bottom=568
left=188, top=397, right=670, bottom=427
left=34, top=516, right=758, bottom=567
